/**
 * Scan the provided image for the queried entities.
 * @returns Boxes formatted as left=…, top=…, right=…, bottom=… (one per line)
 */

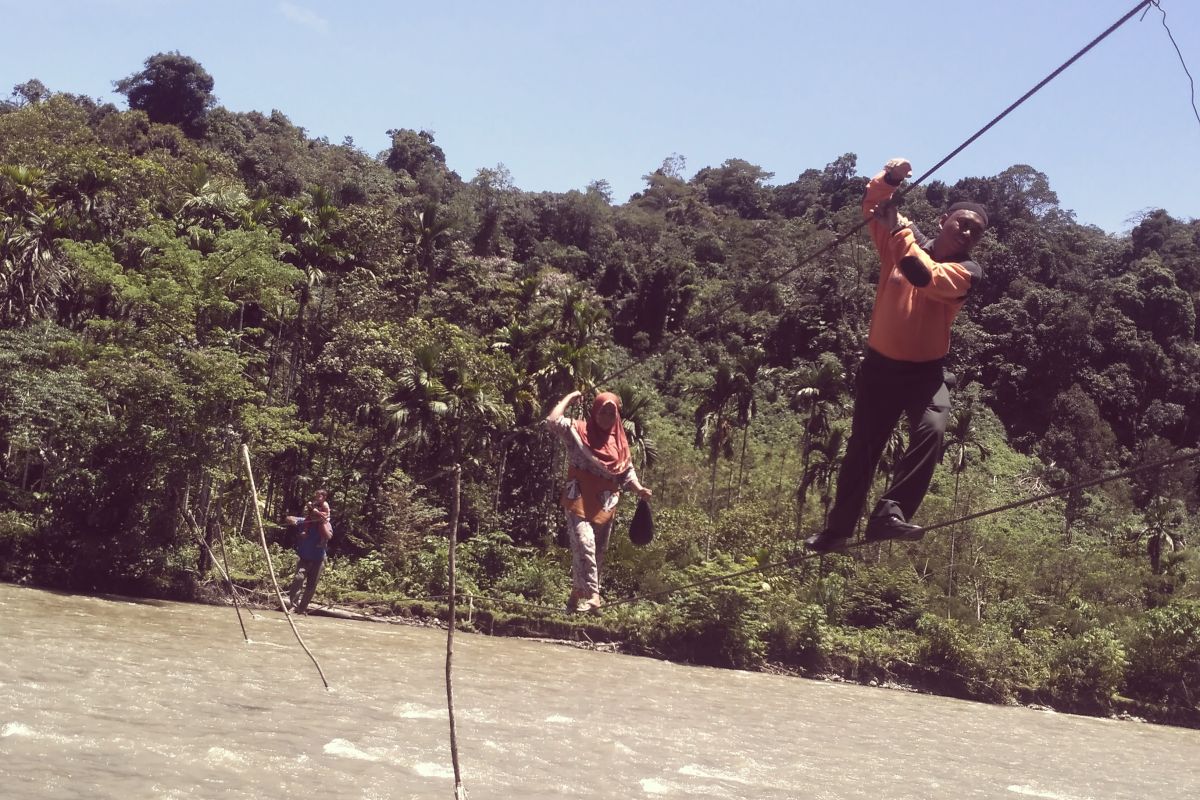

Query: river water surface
left=1, top=583, right=1196, bottom=799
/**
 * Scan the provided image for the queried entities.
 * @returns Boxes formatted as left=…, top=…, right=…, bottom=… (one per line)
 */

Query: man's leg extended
left=869, top=373, right=949, bottom=539
left=296, top=558, right=323, bottom=612
left=288, top=562, right=308, bottom=608
left=810, top=356, right=904, bottom=548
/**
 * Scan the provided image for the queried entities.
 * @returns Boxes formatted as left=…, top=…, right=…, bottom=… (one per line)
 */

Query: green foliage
left=841, top=565, right=921, bottom=629
left=1124, top=600, right=1200, bottom=706
left=620, top=555, right=768, bottom=669
left=916, top=615, right=990, bottom=687
left=115, top=52, right=215, bottom=136
left=822, top=625, right=920, bottom=685
left=0, top=510, right=38, bottom=580
left=320, top=551, right=397, bottom=598
left=765, top=597, right=829, bottom=670
left=5, top=59, right=1200, bottom=723
left=1044, top=627, right=1128, bottom=711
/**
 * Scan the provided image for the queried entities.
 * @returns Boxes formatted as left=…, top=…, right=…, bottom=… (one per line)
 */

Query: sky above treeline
left=2, top=0, right=1198, bottom=233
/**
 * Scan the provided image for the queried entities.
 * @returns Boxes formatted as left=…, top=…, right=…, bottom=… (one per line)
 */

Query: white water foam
left=1, top=722, right=34, bottom=738
left=206, top=746, right=245, bottom=765
left=678, top=764, right=753, bottom=785
left=413, top=762, right=454, bottom=778
left=395, top=702, right=444, bottom=719
left=1007, top=786, right=1094, bottom=800
left=640, top=777, right=674, bottom=794
left=1, top=722, right=74, bottom=744
left=544, top=714, right=573, bottom=724
left=324, top=739, right=381, bottom=761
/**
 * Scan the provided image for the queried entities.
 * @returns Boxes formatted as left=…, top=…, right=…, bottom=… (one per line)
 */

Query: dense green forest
left=1, top=53, right=1198, bottom=723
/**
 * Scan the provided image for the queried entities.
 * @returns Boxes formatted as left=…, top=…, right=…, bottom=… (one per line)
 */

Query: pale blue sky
left=3, top=0, right=1198, bottom=232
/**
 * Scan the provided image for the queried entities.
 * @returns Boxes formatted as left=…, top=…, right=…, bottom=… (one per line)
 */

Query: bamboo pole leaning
left=186, top=508, right=249, bottom=642
left=241, top=444, right=330, bottom=689
left=445, top=463, right=468, bottom=800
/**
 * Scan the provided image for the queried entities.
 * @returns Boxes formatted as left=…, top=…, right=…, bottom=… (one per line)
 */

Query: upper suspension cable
left=602, top=0, right=1153, bottom=384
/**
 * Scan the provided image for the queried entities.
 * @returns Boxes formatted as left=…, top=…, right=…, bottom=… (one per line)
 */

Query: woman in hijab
left=545, top=389, right=652, bottom=613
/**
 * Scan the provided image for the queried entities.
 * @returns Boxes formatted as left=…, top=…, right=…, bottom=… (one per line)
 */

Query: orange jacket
left=862, top=171, right=981, bottom=362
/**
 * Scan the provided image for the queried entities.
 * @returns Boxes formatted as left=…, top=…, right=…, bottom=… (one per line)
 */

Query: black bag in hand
left=629, top=498, right=654, bottom=546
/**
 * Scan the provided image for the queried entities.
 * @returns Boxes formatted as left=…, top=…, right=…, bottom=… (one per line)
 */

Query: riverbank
left=190, top=580, right=1200, bottom=731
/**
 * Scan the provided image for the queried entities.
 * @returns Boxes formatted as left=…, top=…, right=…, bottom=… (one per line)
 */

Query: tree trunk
left=445, top=464, right=467, bottom=799
left=947, top=469, right=961, bottom=617
left=736, top=425, right=750, bottom=502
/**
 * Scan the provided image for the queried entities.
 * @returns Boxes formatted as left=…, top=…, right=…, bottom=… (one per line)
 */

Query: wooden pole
left=241, top=444, right=330, bottom=689
left=445, top=463, right=467, bottom=799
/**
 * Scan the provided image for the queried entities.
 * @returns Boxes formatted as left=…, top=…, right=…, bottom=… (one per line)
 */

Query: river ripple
left=1, top=583, right=1196, bottom=799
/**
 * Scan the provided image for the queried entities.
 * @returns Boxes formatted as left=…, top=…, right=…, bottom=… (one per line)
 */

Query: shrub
left=1124, top=600, right=1200, bottom=706
left=397, top=535, right=479, bottom=599
left=320, top=551, right=398, bottom=599
left=0, top=510, right=38, bottom=580
left=620, top=556, right=768, bottom=669
left=493, top=552, right=565, bottom=602
left=710, top=499, right=777, bottom=557
left=916, top=614, right=988, bottom=686
left=1045, top=627, right=1127, bottom=712
left=842, top=565, right=921, bottom=629
left=823, top=625, right=920, bottom=684
left=765, top=597, right=829, bottom=670
left=459, top=530, right=523, bottom=590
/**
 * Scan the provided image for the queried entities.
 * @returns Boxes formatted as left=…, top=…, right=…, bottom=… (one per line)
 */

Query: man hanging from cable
left=805, top=157, right=988, bottom=552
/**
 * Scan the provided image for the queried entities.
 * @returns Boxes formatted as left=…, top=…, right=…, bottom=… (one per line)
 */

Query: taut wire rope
left=1147, top=1, right=1200, bottom=129
left=600, top=448, right=1199, bottom=609
left=601, top=0, right=1154, bottom=385
left=412, top=447, right=1199, bottom=616
left=414, top=2, right=1172, bottom=618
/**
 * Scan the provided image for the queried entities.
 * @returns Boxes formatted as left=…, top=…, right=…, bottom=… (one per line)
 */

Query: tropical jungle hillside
left=1, top=53, right=1197, bottom=723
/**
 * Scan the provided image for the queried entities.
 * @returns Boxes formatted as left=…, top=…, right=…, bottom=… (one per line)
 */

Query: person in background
left=288, top=488, right=332, bottom=613
left=806, top=157, right=987, bottom=553
left=545, top=390, right=652, bottom=613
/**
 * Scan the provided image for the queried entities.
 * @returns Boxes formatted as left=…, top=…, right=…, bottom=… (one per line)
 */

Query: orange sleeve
left=893, top=232, right=977, bottom=304
left=862, top=171, right=900, bottom=257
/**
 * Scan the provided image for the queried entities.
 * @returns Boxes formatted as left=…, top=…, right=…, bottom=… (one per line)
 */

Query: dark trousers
left=826, top=349, right=950, bottom=536
left=288, top=557, right=325, bottom=612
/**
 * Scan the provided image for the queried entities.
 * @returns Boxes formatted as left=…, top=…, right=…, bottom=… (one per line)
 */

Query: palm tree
left=0, top=165, right=70, bottom=325
left=732, top=346, right=774, bottom=501
left=1132, top=496, right=1186, bottom=575
left=693, top=363, right=740, bottom=519
left=401, top=199, right=455, bottom=310
left=537, top=290, right=607, bottom=396
left=275, top=188, right=347, bottom=401
left=791, top=354, right=845, bottom=537
left=176, top=164, right=250, bottom=232
left=380, top=341, right=512, bottom=530
left=440, top=361, right=513, bottom=463
left=613, top=383, right=658, bottom=473
left=944, top=400, right=989, bottom=607
left=489, top=315, right=559, bottom=513
left=386, top=343, right=452, bottom=452
left=795, top=428, right=845, bottom=532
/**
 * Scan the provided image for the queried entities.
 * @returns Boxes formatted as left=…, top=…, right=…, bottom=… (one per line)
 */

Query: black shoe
left=804, top=529, right=850, bottom=553
left=864, top=514, right=924, bottom=542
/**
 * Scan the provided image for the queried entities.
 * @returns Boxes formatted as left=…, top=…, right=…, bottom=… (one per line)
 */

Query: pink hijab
left=572, top=391, right=631, bottom=476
